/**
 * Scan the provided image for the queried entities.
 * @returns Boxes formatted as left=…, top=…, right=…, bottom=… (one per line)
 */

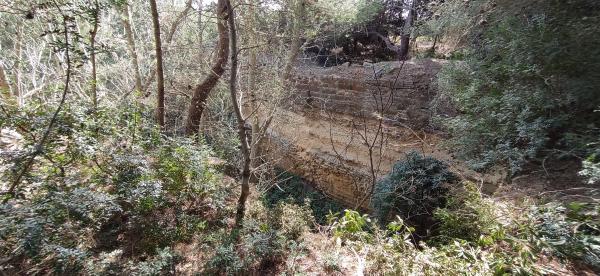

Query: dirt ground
left=496, top=158, right=600, bottom=204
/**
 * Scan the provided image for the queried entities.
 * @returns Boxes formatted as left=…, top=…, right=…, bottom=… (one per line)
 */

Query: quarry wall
left=288, top=60, right=446, bottom=129
left=265, top=59, right=499, bottom=208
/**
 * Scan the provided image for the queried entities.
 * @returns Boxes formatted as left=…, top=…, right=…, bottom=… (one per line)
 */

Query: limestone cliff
left=264, top=59, right=503, bottom=208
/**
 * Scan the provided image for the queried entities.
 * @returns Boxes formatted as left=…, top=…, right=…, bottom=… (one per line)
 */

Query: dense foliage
left=579, top=130, right=600, bottom=184
left=432, top=0, right=600, bottom=173
left=308, top=0, right=439, bottom=64
left=262, top=171, right=344, bottom=224
left=0, top=102, right=318, bottom=274
left=533, top=201, right=600, bottom=271
left=327, top=194, right=599, bottom=275
left=432, top=182, right=504, bottom=245
left=371, top=151, right=457, bottom=223
left=206, top=201, right=314, bottom=274
left=0, top=102, right=228, bottom=274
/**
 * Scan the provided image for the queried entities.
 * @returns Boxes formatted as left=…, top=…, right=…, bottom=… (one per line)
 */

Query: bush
left=241, top=201, right=312, bottom=265
left=327, top=209, right=373, bottom=243
left=533, top=202, right=600, bottom=271
left=580, top=156, right=600, bottom=184
left=330, top=206, right=541, bottom=275
left=371, top=151, right=457, bottom=223
left=273, top=201, right=314, bottom=241
left=580, top=132, right=600, bottom=184
left=0, top=101, right=226, bottom=274
left=263, top=171, right=344, bottom=224
left=328, top=205, right=539, bottom=275
left=432, top=182, right=504, bottom=245
left=433, top=0, right=600, bottom=173
left=205, top=200, right=314, bottom=274
left=207, top=243, right=245, bottom=275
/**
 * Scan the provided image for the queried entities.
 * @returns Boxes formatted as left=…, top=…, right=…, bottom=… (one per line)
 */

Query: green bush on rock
left=371, top=151, right=457, bottom=224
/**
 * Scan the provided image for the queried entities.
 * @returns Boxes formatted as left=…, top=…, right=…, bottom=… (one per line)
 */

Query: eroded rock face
left=287, top=60, right=446, bottom=129
left=264, top=59, right=497, bottom=208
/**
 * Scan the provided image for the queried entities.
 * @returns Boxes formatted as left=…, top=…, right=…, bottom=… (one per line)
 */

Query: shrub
left=0, top=101, right=226, bottom=274
left=580, top=132, right=600, bottom=184
left=207, top=243, right=244, bottom=275
left=263, top=171, right=344, bottom=225
left=432, top=182, right=504, bottom=245
left=124, top=247, right=178, bottom=276
left=241, top=201, right=312, bottom=265
left=533, top=202, right=600, bottom=271
left=273, top=201, right=314, bottom=241
left=321, top=251, right=342, bottom=273
left=0, top=188, right=122, bottom=274
left=580, top=155, right=600, bottom=184
left=205, top=200, right=314, bottom=274
left=327, top=209, right=373, bottom=243
left=343, top=203, right=542, bottom=275
left=371, top=151, right=457, bottom=223
left=433, top=0, right=600, bottom=173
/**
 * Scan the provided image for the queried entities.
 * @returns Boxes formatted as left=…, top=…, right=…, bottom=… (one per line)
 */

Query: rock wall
left=287, top=59, right=449, bottom=129
left=265, top=59, right=499, bottom=208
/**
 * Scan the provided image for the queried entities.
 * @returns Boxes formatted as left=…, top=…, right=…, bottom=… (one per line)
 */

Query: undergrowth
left=263, top=171, right=344, bottom=224
left=0, top=101, right=229, bottom=274
left=1, top=101, right=596, bottom=275
left=327, top=182, right=599, bottom=275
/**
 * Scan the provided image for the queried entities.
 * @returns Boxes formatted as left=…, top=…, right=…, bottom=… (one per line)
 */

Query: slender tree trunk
left=283, top=0, right=306, bottom=80
left=197, top=0, right=203, bottom=60
left=14, top=25, right=23, bottom=106
left=166, top=0, right=194, bottom=44
left=196, top=0, right=207, bottom=136
left=185, top=0, right=229, bottom=135
left=3, top=17, right=72, bottom=203
left=149, top=0, right=165, bottom=127
left=246, top=0, right=261, bottom=181
left=430, top=34, right=438, bottom=55
left=122, top=3, right=142, bottom=93
left=226, top=0, right=251, bottom=227
left=90, top=0, right=99, bottom=109
left=398, top=0, right=415, bottom=61
left=0, top=62, right=10, bottom=99
left=0, top=63, right=8, bottom=91
left=142, top=0, right=193, bottom=95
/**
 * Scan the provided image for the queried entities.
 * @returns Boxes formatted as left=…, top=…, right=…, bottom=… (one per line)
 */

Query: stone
left=266, top=60, right=472, bottom=208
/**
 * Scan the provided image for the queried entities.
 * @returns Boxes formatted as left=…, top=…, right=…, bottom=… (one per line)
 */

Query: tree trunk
left=0, top=63, right=10, bottom=98
left=283, top=0, right=306, bottom=80
left=149, top=0, right=165, bottom=128
left=185, top=0, right=229, bottom=135
left=14, top=25, right=23, bottom=106
left=398, top=0, right=415, bottom=61
left=4, top=19, right=73, bottom=203
left=122, top=3, right=142, bottom=93
left=142, top=0, right=193, bottom=95
left=197, top=0, right=203, bottom=60
left=90, top=0, right=99, bottom=109
left=196, top=0, right=207, bottom=135
left=246, top=0, right=261, bottom=181
left=226, top=0, right=251, bottom=227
